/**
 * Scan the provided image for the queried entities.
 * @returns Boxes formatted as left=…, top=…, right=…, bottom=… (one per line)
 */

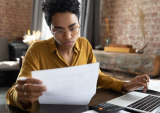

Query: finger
left=15, top=84, right=47, bottom=92
left=25, top=84, right=47, bottom=92
left=19, top=97, right=39, bottom=103
left=133, top=83, right=146, bottom=92
left=17, top=77, right=42, bottom=85
left=141, top=82, right=147, bottom=93
left=141, top=74, right=150, bottom=82
left=141, top=79, right=148, bottom=90
left=132, top=82, right=145, bottom=88
left=143, top=85, right=147, bottom=93
left=18, top=91, right=43, bottom=97
left=141, top=79, right=149, bottom=93
left=143, top=88, right=146, bottom=93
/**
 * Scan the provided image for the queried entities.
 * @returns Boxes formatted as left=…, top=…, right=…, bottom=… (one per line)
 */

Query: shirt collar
left=47, top=37, right=81, bottom=55
left=47, top=37, right=57, bottom=55
left=74, top=38, right=81, bottom=52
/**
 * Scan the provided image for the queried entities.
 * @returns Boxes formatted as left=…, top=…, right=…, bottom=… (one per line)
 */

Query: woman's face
left=50, top=12, right=80, bottom=50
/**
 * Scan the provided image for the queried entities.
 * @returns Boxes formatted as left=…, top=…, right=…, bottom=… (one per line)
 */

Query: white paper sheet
left=148, top=79, right=160, bottom=92
left=82, top=110, right=98, bottom=113
left=32, top=63, right=99, bottom=105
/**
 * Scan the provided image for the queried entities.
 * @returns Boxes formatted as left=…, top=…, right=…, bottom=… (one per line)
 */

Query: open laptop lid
left=107, top=91, right=159, bottom=113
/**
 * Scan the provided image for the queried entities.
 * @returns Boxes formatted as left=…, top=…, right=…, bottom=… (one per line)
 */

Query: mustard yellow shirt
left=6, top=37, right=124, bottom=111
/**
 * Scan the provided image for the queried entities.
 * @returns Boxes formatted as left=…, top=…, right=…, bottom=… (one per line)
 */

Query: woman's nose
left=64, top=30, right=71, bottom=39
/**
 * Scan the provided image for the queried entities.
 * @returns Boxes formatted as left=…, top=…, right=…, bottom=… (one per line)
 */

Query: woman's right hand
left=15, top=77, right=47, bottom=104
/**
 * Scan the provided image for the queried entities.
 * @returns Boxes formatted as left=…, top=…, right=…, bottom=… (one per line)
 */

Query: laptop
left=107, top=91, right=160, bottom=113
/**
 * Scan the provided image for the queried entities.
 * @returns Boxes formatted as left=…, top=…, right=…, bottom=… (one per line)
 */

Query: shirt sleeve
left=6, top=46, right=39, bottom=111
left=87, top=42, right=125, bottom=93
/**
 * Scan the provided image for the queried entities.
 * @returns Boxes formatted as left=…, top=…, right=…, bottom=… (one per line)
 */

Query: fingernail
left=39, top=81, right=42, bottom=84
left=44, top=87, right=47, bottom=91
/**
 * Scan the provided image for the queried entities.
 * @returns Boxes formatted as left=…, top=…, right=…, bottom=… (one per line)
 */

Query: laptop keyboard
left=127, top=95, right=160, bottom=112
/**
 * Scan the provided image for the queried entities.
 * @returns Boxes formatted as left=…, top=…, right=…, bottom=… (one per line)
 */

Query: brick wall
left=0, top=0, right=33, bottom=42
left=100, top=0, right=160, bottom=55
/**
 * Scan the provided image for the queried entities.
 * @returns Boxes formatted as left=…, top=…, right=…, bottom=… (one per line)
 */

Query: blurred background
left=1, top=0, right=160, bottom=105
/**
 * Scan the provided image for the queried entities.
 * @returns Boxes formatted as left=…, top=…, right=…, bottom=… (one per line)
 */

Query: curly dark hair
left=42, top=0, right=80, bottom=27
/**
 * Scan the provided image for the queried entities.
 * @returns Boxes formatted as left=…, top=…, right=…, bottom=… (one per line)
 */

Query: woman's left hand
left=122, top=74, right=150, bottom=92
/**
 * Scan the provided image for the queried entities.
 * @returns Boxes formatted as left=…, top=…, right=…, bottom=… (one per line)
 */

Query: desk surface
left=1, top=89, right=160, bottom=113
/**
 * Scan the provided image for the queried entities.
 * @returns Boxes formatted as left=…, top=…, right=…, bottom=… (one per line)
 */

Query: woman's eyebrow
left=68, top=23, right=77, bottom=27
left=54, top=26, right=63, bottom=29
left=53, top=23, right=77, bottom=29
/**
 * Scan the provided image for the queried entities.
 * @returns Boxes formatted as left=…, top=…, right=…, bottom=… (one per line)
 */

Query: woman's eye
left=57, top=31, right=63, bottom=33
left=70, top=28, right=76, bottom=31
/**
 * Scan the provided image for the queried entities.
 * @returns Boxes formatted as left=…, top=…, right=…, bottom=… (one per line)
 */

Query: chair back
left=0, top=37, right=9, bottom=61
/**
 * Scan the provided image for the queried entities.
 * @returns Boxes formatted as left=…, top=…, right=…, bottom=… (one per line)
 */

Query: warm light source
left=23, top=30, right=41, bottom=46
left=28, top=29, right=30, bottom=36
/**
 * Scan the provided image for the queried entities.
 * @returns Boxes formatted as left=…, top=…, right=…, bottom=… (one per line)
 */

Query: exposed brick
left=145, top=12, right=158, bottom=18
left=150, top=43, right=158, bottom=47
left=156, top=25, right=160, bottom=30
left=144, top=24, right=155, bottom=29
left=155, top=37, right=160, bottom=41
left=141, top=1, right=150, bottom=6
left=129, top=36, right=136, bottom=40
left=0, top=0, right=32, bottom=41
left=129, top=25, right=136, bottom=30
left=145, top=37, right=153, bottom=43
left=151, top=30, right=160, bottom=35
left=153, top=18, right=160, bottom=24
left=100, top=0, right=160, bottom=55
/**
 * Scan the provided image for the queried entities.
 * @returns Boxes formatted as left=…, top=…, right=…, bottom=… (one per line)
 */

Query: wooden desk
left=1, top=89, right=160, bottom=113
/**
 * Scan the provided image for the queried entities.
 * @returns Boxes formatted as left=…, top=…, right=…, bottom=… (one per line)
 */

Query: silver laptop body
left=107, top=91, right=160, bottom=113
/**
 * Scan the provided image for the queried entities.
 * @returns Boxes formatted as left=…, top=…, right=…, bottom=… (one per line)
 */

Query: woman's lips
left=64, top=41, right=73, bottom=46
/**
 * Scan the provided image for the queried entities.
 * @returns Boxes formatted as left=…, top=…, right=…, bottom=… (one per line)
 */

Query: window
left=41, top=14, right=53, bottom=40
